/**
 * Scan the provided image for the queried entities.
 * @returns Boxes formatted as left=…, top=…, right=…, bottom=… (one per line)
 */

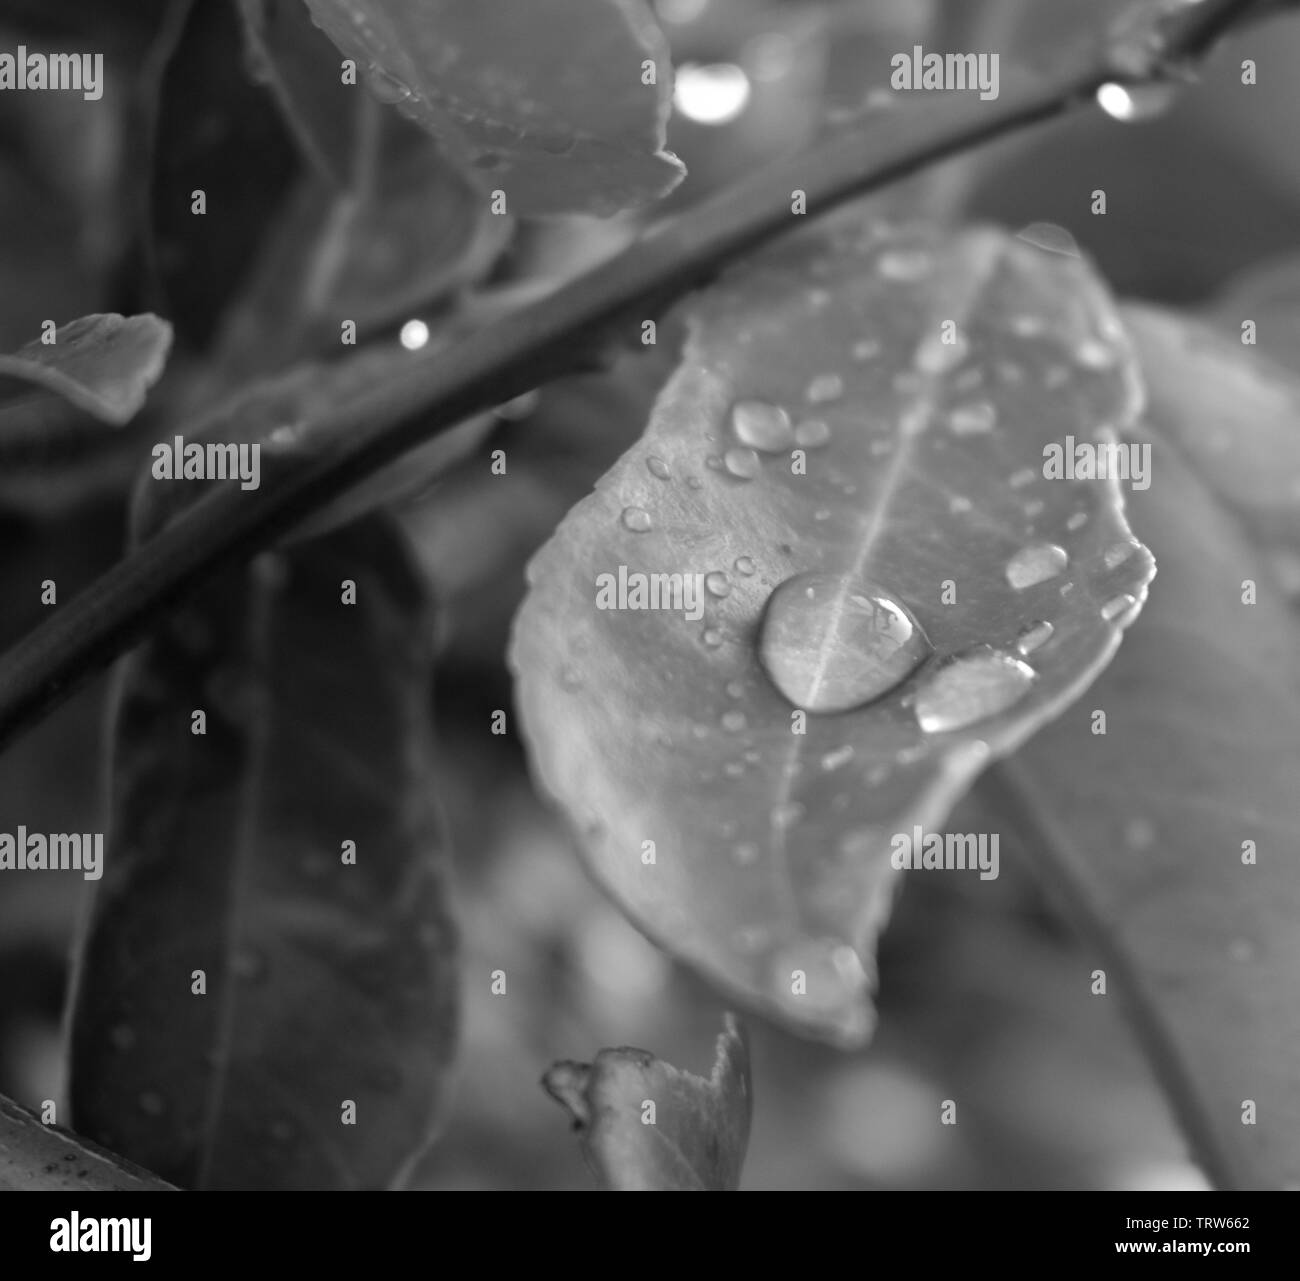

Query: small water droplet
left=138, top=1091, right=165, bottom=1117
left=702, top=627, right=724, bottom=647
left=915, top=646, right=1036, bottom=732
left=1096, top=80, right=1178, bottom=122
left=1015, top=620, right=1054, bottom=654
left=1124, top=817, right=1155, bottom=850
left=795, top=418, right=832, bottom=447
left=821, top=745, right=855, bottom=771
left=865, top=763, right=890, bottom=785
left=949, top=494, right=972, bottom=514
left=805, top=373, right=844, bottom=404
left=771, top=801, right=805, bottom=829
left=725, top=679, right=745, bottom=698
left=1104, top=541, right=1137, bottom=569
left=1009, top=314, right=1046, bottom=337
left=852, top=338, right=880, bottom=361
left=723, top=446, right=761, bottom=479
left=915, top=331, right=968, bottom=374
left=877, top=249, right=932, bottom=282
left=734, top=556, right=756, bottom=576
left=621, top=506, right=652, bottom=532
left=948, top=401, right=997, bottom=435
left=686, top=475, right=703, bottom=490
left=1101, top=592, right=1138, bottom=622
left=721, top=709, right=747, bottom=732
left=758, top=572, right=932, bottom=713
left=731, top=841, right=759, bottom=866
left=1006, top=542, right=1069, bottom=588
left=1076, top=339, right=1117, bottom=369
left=731, top=400, right=794, bottom=451
left=770, top=940, right=871, bottom=1042
left=1066, top=511, right=1089, bottom=531
left=997, top=361, right=1025, bottom=384
left=723, top=760, right=745, bottom=777
left=646, top=456, right=671, bottom=479
left=705, top=571, right=731, bottom=597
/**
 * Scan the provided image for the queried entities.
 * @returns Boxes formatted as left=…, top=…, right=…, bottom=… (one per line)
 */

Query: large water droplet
left=758, top=572, right=932, bottom=713
left=769, top=939, right=871, bottom=1043
left=731, top=400, right=794, bottom=451
left=914, top=646, right=1036, bottom=732
left=1006, top=542, right=1068, bottom=589
left=621, top=506, right=652, bottom=532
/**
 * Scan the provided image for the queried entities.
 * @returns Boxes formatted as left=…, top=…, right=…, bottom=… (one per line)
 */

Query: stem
left=0, top=0, right=1266, bottom=750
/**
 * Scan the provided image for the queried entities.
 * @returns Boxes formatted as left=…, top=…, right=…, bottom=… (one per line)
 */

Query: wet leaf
left=302, top=0, right=684, bottom=216
left=510, top=220, right=1155, bottom=1046
left=0, top=313, right=172, bottom=428
left=0, top=1093, right=176, bottom=1191
left=1209, top=250, right=1300, bottom=365
left=990, top=424, right=1300, bottom=1190
left=69, top=515, right=457, bottom=1189
left=543, top=1014, right=751, bottom=1190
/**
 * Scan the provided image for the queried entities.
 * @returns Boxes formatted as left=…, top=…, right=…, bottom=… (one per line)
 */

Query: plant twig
left=0, top=0, right=1267, bottom=750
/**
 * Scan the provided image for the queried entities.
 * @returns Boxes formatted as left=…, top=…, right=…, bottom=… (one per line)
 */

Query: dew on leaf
left=723, top=446, right=761, bottom=479
left=621, top=506, right=653, bottom=532
left=705, top=571, right=731, bottom=597
left=758, top=572, right=932, bottom=713
left=1006, top=542, right=1069, bottom=589
left=646, top=456, right=671, bottom=479
left=734, top=556, right=756, bottom=575
left=821, top=745, right=855, bottom=771
left=914, top=646, right=1037, bottom=732
left=721, top=709, right=747, bottom=732
left=731, top=399, right=794, bottom=451
left=1015, top=619, right=1054, bottom=654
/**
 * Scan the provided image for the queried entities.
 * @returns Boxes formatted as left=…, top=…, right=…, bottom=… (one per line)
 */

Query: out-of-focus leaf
left=0, top=1093, right=175, bottom=1190
left=131, top=340, right=493, bottom=546
left=1208, top=252, right=1300, bottom=365
left=147, top=0, right=300, bottom=348
left=302, top=0, right=684, bottom=216
left=1123, top=304, right=1300, bottom=548
left=237, top=0, right=359, bottom=186
left=543, top=1014, right=751, bottom=1190
left=69, top=515, right=458, bottom=1190
left=0, top=314, right=172, bottom=428
left=989, top=417, right=1300, bottom=1189
left=511, top=221, right=1154, bottom=1046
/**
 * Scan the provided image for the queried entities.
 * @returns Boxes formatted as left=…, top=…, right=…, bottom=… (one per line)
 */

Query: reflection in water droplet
left=646, top=456, right=671, bottom=479
left=1006, top=543, right=1069, bottom=589
left=948, top=401, right=997, bottom=435
left=1101, top=592, right=1138, bottom=622
left=731, top=400, right=794, bottom=451
left=734, top=556, right=756, bottom=575
left=705, top=571, right=731, bottom=597
left=723, top=447, right=761, bottom=479
left=806, top=373, right=844, bottom=404
left=770, top=940, right=871, bottom=1042
left=758, top=572, right=932, bottom=713
left=795, top=419, right=832, bottom=447
left=877, top=249, right=932, bottom=282
left=1016, top=619, right=1054, bottom=654
left=621, top=506, right=652, bottom=532
left=915, top=646, right=1036, bottom=732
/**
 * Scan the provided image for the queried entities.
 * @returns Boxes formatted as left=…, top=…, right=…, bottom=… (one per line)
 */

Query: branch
left=0, top=0, right=1268, bottom=750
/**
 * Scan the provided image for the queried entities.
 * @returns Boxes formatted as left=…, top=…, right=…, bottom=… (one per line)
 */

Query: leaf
left=543, top=1014, right=751, bottom=1190
left=987, top=417, right=1300, bottom=1190
left=68, top=515, right=458, bottom=1189
left=510, top=220, right=1155, bottom=1046
left=1209, top=251, right=1300, bottom=365
left=0, top=1093, right=176, bottom=1191
left=238, top=0, right=361, bottom=186
left=0, top=313, right=172, bottom=427
left=302, top=0, right=684, bottom=216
